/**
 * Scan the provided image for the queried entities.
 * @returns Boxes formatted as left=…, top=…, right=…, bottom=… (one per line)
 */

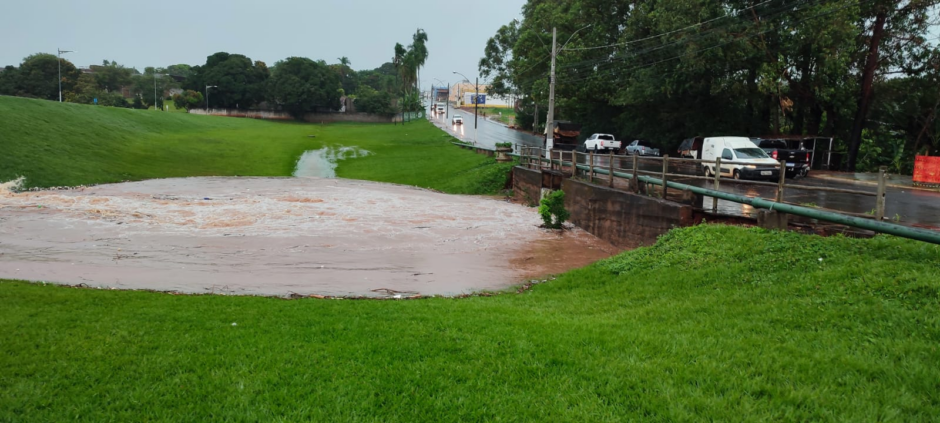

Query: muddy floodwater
left=0, top=177, right=616, bottom=297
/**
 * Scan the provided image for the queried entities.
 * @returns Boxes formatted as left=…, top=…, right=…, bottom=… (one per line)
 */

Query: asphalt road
left=428, top=105, right=543, bottom=150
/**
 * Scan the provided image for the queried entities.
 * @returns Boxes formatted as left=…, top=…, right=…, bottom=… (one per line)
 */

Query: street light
left=154, top=72, right=168, bottom=111
left=205, top=85, right=217, bottom=113
left=57, top=48, right=73, bottom=102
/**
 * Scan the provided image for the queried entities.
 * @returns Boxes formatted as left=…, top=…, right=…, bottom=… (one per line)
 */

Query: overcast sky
left=0, top=0, right=526, bottom=87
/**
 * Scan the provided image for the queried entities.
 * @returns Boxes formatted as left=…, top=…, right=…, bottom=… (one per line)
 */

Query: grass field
left=2, top=225, right=938, bottom=420
left=0, top=96, right=512, bottom=194
left=459, top=105, right=517, bottom=126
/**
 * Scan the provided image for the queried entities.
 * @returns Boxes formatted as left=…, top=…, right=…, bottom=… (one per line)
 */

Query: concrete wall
left=513, top=166, right=542, bottom=207
left=512, top=166, right=694, bottom=249
left=562, top=178, right=694, bottom=249
left=189, top=108, right=397, bottom=123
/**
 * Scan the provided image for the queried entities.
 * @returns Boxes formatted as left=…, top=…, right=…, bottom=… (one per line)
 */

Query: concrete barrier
left=512, top=166, right=694, bottom=249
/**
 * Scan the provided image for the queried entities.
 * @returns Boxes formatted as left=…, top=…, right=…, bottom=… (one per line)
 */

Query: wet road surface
left=570, top=154, right=940, bottom=228
left=429, top=105, right=543, bottom=151
left=0, top=177, right=616, bottom=296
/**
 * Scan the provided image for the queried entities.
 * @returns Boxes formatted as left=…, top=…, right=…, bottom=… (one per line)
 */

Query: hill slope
left=0, top=96, right=512, bottom=193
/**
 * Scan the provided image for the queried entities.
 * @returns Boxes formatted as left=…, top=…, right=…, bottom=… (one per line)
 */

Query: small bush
left=495, top=142, right=513, bottom=149
left=538, top=190, right=570, bottom=229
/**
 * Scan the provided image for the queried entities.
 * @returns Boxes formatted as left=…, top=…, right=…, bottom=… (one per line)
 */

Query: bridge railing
left=518, top=146, right=886, bottom=221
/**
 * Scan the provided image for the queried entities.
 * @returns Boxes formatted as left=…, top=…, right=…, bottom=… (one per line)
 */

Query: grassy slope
left=0, top=96, right=511, bottom=194
left=2, top=225, right=938, bottom=421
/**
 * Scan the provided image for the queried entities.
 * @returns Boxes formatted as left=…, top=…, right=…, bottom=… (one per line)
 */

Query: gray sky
left=0, top=0, right=525, bottom=87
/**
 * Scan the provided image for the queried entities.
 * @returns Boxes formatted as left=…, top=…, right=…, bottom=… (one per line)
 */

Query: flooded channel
left=293, top=146, right=371, bottom=178
left=0, top=177, right=615, bottom=297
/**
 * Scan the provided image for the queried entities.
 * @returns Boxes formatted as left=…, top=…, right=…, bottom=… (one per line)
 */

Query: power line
left=560, top=0, right=780, bottom=52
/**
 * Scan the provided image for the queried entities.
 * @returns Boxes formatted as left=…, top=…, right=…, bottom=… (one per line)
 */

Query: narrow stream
left=293, top=146, right=371, bottom=178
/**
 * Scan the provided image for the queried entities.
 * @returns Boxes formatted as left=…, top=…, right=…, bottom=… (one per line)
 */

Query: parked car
left=583, top=133, right=621, bottom=152
left=750, top=138, right=811, bottom=178
left=626, top=140, right=660, bottom=156
left=678, top=137, right=703, bottom=159
left=452, top=115, right=463, bottom=125
left=700, top=137, right=779, bottom=180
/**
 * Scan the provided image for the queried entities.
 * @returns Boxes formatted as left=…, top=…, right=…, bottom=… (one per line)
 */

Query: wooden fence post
left=661, top=155, right=669, bottom=199
left=632, top=153, right=639, bottom=193
left=608, top=150, right=614, bottom=188
left=589, top=151, right=595, bottom=183
left=776, top=159, right=786, bottom=203
left=712, top=157, right=721, bottom=213
left=876, top=166, right=887, bottom=220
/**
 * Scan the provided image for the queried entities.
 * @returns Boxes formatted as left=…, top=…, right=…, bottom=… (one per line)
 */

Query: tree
left=0, top=66, right=18, bottom=95
left=354, top=85, right=395, bottom=114
left=267, top=57, right=341, bottom=118
left=92, top=60, right=134, bottom=93
left=185, top=52, right=269, bottom=109
left=15, top=53, right=80, bottom=100
left=172, top=90, right=204, bottom=111
left=479, top=20, right=520, bottom=98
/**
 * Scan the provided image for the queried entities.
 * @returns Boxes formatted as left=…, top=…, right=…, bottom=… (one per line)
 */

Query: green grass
left=0, top=96, right=511, bottom=194
left=2, top=225, right=939, bottom=421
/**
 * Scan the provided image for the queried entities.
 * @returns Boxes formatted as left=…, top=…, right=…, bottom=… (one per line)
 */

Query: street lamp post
left=205, top=85, right=217, bottom=113
left=57, top=48, right=73, bottom=102
left=154, top=73, right=167, bottom=111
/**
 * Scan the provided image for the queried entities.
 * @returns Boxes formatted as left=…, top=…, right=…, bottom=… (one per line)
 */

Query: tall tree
left=186, top=52, right=269, bottom=109
left=267, top=57, right=342, bottom=118
left=15, top=53, right=80, bottom=100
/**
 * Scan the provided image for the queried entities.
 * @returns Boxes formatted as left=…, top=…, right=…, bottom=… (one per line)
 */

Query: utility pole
left=474, top=77, right=478, bottom=130
left=545, top=27, right=557, bottom=158
left=446, top=83, right=450, bottom=119
left=57, top=48, right=73, bottom=103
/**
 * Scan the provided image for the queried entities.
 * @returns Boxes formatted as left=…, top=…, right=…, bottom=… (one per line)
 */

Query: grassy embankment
left=2, top=225, right=939, bottom=420
left=0, top=96, right=512, bottom=194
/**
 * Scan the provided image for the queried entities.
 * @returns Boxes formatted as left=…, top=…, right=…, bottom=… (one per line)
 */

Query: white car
left=583, top=133, right=621, bottom=152
left=625, top=140, right=660, bottom=156
left=700, top=137, right=780, bottom=180
left=452, top=115, right=463, bottom=125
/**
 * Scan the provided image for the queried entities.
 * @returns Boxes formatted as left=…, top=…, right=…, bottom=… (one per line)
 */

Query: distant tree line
left=0, top=29, right=430, bottom=119
left=479, top=0, right=940, bottom=173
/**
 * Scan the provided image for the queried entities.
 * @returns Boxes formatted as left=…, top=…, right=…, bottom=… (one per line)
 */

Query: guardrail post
left=776, top=159, right=786, bottom=203
left=589, top=151, right=595, bottom=183
left=876, top=166, right=887, bottom=220
left=712, top=157, right=721, bottom=213
left=632, top=153, right=639, bottom=193
left=608, top=151, right=614, bottom=188
left=571, top=151, right=577, bottom=178
left=662, top=155, right=669, bottom=199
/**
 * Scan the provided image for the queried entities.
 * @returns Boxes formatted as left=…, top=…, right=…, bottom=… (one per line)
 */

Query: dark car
left=750, top=138, right=811, bottom=178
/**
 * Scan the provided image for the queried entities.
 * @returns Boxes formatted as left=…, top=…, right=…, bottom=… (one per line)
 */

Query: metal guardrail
left=516, top=147, right=938, bottom=245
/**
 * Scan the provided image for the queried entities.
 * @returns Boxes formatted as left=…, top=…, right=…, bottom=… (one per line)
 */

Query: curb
left=808, top=173, right=940, bottom=193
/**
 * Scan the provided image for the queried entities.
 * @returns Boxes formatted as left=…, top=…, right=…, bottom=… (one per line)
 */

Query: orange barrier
left=913, top=155, right=940, bottom=187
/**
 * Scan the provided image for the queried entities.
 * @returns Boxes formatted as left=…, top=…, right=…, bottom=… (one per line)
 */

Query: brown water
left=0, top=177, right=616, bottom=297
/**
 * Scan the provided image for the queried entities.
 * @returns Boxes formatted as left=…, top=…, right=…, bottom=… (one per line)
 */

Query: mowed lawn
left=0, top=96, right=511, bottom=194
left=2, top=226, right=939, bottom=421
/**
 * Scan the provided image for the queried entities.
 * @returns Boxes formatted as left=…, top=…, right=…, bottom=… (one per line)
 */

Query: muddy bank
left=0, top=177, right=615, bottom=297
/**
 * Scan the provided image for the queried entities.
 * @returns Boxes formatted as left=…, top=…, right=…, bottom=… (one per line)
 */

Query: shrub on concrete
left=538, top=190, right=569, bottom=229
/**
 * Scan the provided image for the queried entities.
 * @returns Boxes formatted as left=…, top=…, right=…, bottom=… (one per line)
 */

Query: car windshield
left=734, top=148, right=769, bottom=159
left=636, top=141, right=651, bottom=147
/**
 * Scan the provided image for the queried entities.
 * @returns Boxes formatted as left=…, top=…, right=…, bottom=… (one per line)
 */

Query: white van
left=700, top=137, right=780, bottom=180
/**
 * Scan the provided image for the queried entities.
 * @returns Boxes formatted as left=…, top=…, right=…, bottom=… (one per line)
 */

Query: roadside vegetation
left=2, top=225, right=938, bottom=420
left=0, top=96, right=512, bottom=194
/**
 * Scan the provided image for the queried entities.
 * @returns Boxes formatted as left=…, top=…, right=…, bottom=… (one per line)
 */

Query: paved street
left=428, top=104, right=543, bottom=150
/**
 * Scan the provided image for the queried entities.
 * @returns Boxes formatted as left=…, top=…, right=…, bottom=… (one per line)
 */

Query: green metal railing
left=516, top=147, right=940, bottom=245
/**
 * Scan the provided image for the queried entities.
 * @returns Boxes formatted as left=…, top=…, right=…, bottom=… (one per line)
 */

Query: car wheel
left=733, top=170, right=741, bottom=180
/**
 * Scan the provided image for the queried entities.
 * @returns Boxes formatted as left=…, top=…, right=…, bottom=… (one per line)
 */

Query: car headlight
left=744, top=165, right=756, bottom=169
